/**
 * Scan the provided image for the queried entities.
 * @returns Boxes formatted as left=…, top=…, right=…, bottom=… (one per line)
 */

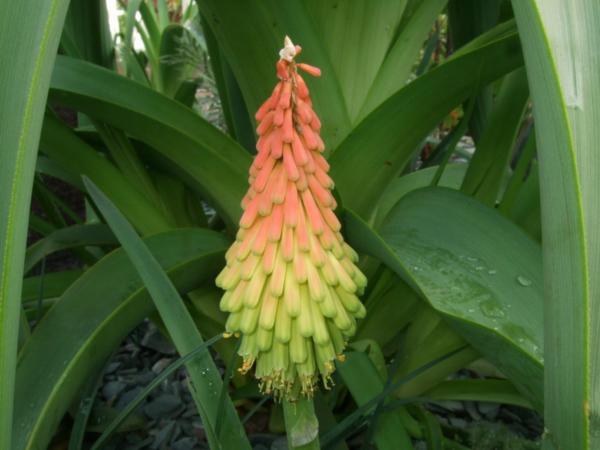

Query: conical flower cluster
left=216, top=37, right=367, bottom=400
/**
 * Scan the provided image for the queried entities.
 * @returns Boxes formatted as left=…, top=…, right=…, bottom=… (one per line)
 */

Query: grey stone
left=144, top=394, right=182, bottom=420
left=172, top=437, right=196, bottom=450
left=102, top=381, right=127, bottom=401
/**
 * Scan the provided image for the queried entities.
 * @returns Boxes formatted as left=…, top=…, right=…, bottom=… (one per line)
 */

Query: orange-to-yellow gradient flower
left=216, top=37, right=367, bottom=401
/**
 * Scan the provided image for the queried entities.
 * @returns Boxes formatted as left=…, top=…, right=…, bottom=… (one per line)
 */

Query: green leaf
left=83, top=178, right=250, bottom=450
left=138, top=1, right=161, bottom=50
left=415, top=407, right=443, bottom=450
left=123, top=0, right=143, bottom=48
left=67, top=363, right=104, bottom=450
left=344, top=188, right=544, bottom=408
left=507, top=161, right=542, bottom=242
left=40, top=114, right=172, bottom=234
left=425, top=379, right=533, bottom=409
left=330, top=24, right=523, bottom=219
left=61, top=0, right=113, bottom=67
left=14, top=229, right=229, bottom=450
left=356, top=270, right=422, bottom=350
left=0, top=0, right=70, bottom=447
left=159, top=25, right=196, bottom=98
left=512, top=1, right=600, bottom=447
left=201, top=14, right=256, bottom=152
left=93, top=121, right=165, bottom=215
left=304, top=0, right=409, bottom=122
left=157, top=0, right=170, bottom=30
left=36, top=155, right=84, bottom=189
left=21, top=270, right=83, bottom=304
left=24, top=224, right=116, bottom=274
left=335, top=352, right=414, bottom=450
left=50, top=56, right=250, bottom=228
left=447, top=0, right=504, bottom=141
left=358, top=0, right=448, bottom=120
left=283, top=398, right=320, bottom=449
left=197, top=0, right=352, bottom=149
left=499, top=129, right=536, bottom=215
left=374, top=164, right=467, bottom=228
left=392, top=306, right=478, bottom=398
left=461, top=67, right=529, bottom=205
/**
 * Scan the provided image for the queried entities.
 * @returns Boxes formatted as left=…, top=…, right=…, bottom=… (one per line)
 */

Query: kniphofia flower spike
left=216, top=36, right=367, bottom=401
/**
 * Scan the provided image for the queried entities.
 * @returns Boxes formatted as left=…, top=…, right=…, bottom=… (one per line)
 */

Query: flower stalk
left=216, top=36, right=367, bottom=401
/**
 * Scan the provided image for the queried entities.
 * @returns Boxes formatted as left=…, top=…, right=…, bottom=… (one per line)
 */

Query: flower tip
left=279, top=35, right=297, bottom=62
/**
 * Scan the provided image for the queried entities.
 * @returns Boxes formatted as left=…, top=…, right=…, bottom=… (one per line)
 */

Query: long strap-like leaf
left=0, top=1, right=70, bottom=447
left=512, top=1, right=600, bottom=448
left=84, top=178, right=251, bottom=450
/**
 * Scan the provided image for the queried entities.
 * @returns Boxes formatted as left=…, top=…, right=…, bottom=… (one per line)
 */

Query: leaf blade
left=84, top=178, right=251, bottom=450
left=512, top=1, right=600, bottom=447
left=344, top=188, right=544, bottom=408
left=0, top=1, right=70, bottom=446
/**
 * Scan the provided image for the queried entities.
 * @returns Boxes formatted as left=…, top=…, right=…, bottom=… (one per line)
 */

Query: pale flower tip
left=279, top=35, right=297, bottom=62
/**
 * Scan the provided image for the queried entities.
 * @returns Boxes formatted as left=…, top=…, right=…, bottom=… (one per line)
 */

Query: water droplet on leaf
left=480, top=300, right=506, bottom=319
left=517, top=275, right=532, bottom=287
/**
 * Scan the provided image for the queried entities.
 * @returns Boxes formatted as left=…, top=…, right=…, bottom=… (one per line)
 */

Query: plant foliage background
left=0, top=0, right=598, bottom=449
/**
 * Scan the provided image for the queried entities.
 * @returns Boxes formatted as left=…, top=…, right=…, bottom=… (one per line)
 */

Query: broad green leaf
left=512, top=1, right=600, bottom=447
left=344, top=188, right=544, bottom=408
left=330, top=25, right=523, bottom=219
left=14, top=229, right=229, bottom=450
left=84, top=178, right=250, bottom=450
left=40, top=115, right=172, bottom=234
left=197, top=0, right=351, bottom=149
left=461, top=67, right=529, bottom=205
left=447, top=0, right=503, bottom=141
left=201, top=14, right=256, bottom=152
left=24, top=224, right=116, bottom=274
left=49, top=56, right=250, bottom=228
left=0, top=1, right=69, bottom=447
left=358, top=0, right=448, bottom=119
left=373, top=163, right=467, bottom=227
left=304, top=0, right=408, bottom=122
left=61, top=0, right=113, bottom=67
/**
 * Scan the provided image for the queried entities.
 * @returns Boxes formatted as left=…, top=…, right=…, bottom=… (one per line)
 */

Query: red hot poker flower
left=216, top=36, right=367, bottom=401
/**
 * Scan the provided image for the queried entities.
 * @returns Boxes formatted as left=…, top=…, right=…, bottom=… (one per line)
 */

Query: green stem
left=283, top=398, right=321, bottom=450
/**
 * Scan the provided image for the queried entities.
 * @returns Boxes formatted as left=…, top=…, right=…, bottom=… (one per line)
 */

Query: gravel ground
left=79, top=320, right=541, bottom=450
